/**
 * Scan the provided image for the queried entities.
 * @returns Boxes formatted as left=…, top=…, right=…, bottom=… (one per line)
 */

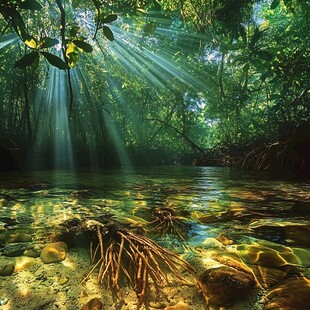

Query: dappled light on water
left=0, top=167, right=309, bottom=309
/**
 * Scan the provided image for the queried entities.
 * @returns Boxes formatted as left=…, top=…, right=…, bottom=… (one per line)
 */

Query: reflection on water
left=1, top=166, right=309, bottom=246
left=0, top=166, right=309, bottom=308
left=0, top=167, right=310, bottom=243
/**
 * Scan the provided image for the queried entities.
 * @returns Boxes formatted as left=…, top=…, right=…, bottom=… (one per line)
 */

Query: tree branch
left=55, top=0, right=74, bottom=112
left=147, top=118, right=205, bottom=154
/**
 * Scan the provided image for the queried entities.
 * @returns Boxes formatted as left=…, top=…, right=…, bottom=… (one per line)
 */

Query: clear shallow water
left=1, top=166, right=310, bottom=309
left=1, top=166, right=309, bottom=249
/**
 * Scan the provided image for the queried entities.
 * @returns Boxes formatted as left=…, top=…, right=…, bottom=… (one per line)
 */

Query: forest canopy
left=0, top=0, right=309, bottom=170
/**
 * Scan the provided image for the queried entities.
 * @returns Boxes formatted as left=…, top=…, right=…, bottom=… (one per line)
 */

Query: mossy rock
left=197, top=265, right=256, bottom=307
left=40, top=242, right=68, bottom=264
left=263, top=277, right=310, bottom=309
left=0, top=262, right=15, bottom=276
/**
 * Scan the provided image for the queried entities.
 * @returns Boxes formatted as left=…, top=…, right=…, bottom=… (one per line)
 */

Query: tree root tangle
left=149, top=207, right=189, bottom=241
left=77, top=218, right=195, bottom=309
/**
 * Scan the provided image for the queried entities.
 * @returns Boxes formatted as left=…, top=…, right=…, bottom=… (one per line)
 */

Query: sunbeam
left=0, top=33, right=19, bottom=50
left=106, top=20, right=210, bottom=93
left=32, top=66, right=74, bottom=170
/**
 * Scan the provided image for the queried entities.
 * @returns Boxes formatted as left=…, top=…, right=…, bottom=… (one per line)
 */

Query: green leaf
left=137, top=8, right=147, bottom=14
left=66, top=41, right=77, bottom=56
left=144, top=22, right=156, bottom=35
left=8, top=7, right=27, bottom=40
left=260, top=71, right=273, bottom=81
left=18, top=0, right=42, bottom=10
left=249, top=28, right=268, bottom=51
left=243, top=63, right=250, bottom=72
left=102, top=26, right=114, bottom=41
left=72, top=0, right=81, bottom=8
left=249, top=27, right=261, bottom=50
left=256, top=51, right=273, bottom=61
left=65, top=42, right=79, bottom=67
left=73, top=40, right=93, bottom=53
left=14, top=51, right=39, bottom=69
left=70, top=26, right=80, bottom=37
left=41, top=52, right=68, bottom=70
left=271, top=0, right=280, bottom=9
left=239, top=26, right=247, bottom=44
left=40, top=37, right=59, bottom=48
left=270, top=94, right=282, bottom=100
left=91, top=0, right=100, bottom=10
left=101, top=14, right=118, bottom=24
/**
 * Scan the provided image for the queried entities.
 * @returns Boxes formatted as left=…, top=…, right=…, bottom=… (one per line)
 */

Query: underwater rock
left=23, top=248, right=40, bottom=258
left=40, top=242, right=68, bottom=264
left=202, top=237, right=225, bottom=249
left=213, top=254, right=292, bottom=290
left=284, top=225, right=310, bottom=247
left=2, top=243, right=28, bottom=257
left=197, top=265, right=256, bottom=307
left=214, top=255, right=256, bottom=276
left=263, top=277, right=310, bottom=310
left=59, top=276, right=69, bottom=285
left=250, top=265, right=289, bottom=289
left=236, top=242, right=307, bottom=272
left=80, top=297, right=103, bottom=310
left=47, top=230, right=84, bottom=248
left=164, top=302, right=191, bottom=310
left=216, top=234, right=233, bottom=245
left=14, top=257, right=36, bottom=272
left=250, top=221, right=310, bottom=247
left=7, top=232, right=32, bottom=243
left=0, top=262, right=15, bottom=276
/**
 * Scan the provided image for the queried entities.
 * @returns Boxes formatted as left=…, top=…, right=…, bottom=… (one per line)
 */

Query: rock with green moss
left=40, top=242, right=68, bottom=264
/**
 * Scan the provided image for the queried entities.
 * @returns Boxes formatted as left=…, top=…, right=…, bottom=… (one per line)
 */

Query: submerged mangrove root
left=149, top=207, right=189, bottom=241
left=81, top=219, right=195, bottom=309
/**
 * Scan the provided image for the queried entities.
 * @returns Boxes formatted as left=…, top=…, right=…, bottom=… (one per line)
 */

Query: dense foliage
left=0, top=0, right=309, bottom=170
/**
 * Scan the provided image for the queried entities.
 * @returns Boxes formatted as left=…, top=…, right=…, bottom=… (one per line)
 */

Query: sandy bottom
left=0, top=246, right=267, bottom=310
left=0, top=248, right=207, bottom=310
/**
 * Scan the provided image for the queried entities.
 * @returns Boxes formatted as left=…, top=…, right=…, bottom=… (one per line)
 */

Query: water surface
left=1, top=166, right=309, bottom=247
left=1, top=166, right=310, bottom=309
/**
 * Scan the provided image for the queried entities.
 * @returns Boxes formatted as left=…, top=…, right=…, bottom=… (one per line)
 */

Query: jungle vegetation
left=0, top=0, right=309, bottom=173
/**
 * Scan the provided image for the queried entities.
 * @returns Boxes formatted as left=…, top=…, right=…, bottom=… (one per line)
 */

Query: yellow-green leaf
left=66, top=41, right=77, bottom=57
left=67, top=51, right=79, bottom=67
left=24, top=36, right=37, bottom=49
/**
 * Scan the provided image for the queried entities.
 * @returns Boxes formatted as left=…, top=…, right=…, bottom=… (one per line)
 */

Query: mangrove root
left=149, top=207, right=189, bottom=241
left=81, top=219, right=195, bottom=309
